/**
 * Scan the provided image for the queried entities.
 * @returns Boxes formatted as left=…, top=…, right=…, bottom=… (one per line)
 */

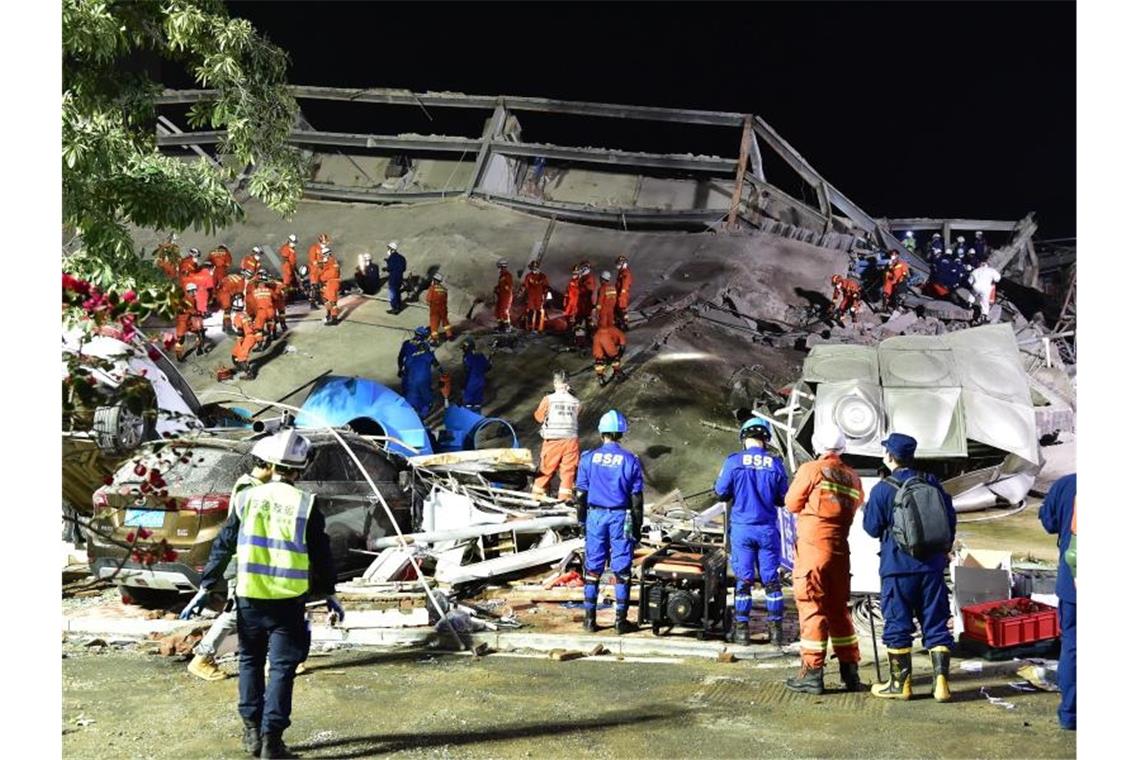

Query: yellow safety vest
left=234, top=481, right=315, bottom=600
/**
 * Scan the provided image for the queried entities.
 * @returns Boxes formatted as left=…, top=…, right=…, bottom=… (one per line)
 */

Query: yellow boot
left=187, top=653, right=227, bottom=682
left=931, top=646, right=952, bottom=702
left=871, top=647, right=912, bottom=700
left=264, top=660, right=307, bottom=676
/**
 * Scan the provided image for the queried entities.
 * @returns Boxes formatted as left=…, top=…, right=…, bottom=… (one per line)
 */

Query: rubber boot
left=784, top=664, right=824, bottom=695
left=583, top=608, right=597, bottom=633
left=597, top=374, right=608, bottom=387
left=871, top=647, right=913, bottom=700
left=614, top=612, right=639, bottom=635
left=733, top=623, right=752, bottom=647
left=260, top=732, right=298, bottom=759
left=767, top=620, right=784, bottom=648
left=241, top=719, right=261, bottom=757
left=187, top=653, right=226, bottom=682
left=839, top=661, right=863, bottom=692
left=930, top=645, right=952, bottom=702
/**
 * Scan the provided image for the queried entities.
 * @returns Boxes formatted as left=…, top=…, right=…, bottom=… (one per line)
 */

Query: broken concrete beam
left=921, top=300, right=974, bottom=321
left=549, top=648, right=586, bottom=662
left=589, top=644, right=609, bottom=657
left=880, top=311, right=918, bottom=335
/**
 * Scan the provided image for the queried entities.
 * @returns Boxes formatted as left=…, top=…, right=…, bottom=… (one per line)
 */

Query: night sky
left=213, top=1, right=1075, bottom=239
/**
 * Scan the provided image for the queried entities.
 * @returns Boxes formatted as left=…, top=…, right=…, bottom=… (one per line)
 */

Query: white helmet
left=816, top=430, right=847, bottom=455
left=252, top=246, right=263, bottom=256
left=297, top=264, right=308, bottom=277
left=251, top=429, right=311, bottom=469
left=932, top=233, right=942, bottom=239
left=360, top=252, right=372, bottom=264
left=319, top=244, right=330, bottom=254
left=904, top=231, right=914, bottom=239
left=188, top=247, right=201, bottom=258
left=387, top=241, right=399, bottom=251
left=287, top=233, right=298, bottom=243
left=496, top=258, right=508, bottom=268
left=601, top=270, right=612, bottom=282
left=974, top=231, right=983, bottom=237
left=968, top=248, right=976, bottom=255
left=956, top=236, right=965, bottom=243
left=185, top=282, right=198, bottom=291
left=433, top=272, right=444, bottom=283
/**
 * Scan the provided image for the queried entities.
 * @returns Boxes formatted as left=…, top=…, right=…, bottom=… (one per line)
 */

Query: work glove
left=630, top=493, right=644, bottom=544
left=325, top=595, right=345, bottom=626
left=575, top=490, right=588, bottom=526
left=179, top=587, right=209, bottom=620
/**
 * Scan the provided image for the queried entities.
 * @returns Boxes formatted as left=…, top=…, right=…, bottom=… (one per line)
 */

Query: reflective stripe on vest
left=541, top=390, right=580, bottom=439
left=234, top=482, right=315, bottom=600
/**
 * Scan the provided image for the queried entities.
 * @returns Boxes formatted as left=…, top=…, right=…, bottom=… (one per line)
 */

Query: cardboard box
left=951, top=548, right=1012, bottom=635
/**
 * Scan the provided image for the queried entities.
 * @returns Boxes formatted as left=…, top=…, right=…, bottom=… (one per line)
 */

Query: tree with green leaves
left=62, top=0, right=307, bottom=304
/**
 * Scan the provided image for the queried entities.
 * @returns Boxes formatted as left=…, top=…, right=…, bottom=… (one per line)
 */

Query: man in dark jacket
left=862, top=433, right=957, bottom=702
left=1039, top=473, right=1076, bottom=730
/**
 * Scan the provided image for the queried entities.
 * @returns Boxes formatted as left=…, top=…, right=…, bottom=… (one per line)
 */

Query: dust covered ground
left=62, top=644, right=1074, bottom=759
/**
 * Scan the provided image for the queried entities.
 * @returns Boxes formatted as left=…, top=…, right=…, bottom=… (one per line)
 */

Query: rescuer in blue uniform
left=1039, top=472, right=1076, bottom=730
left=383, top=241, right=407, bottom=314
left=715, top=417, right=789, bottom=647
left=398, top=326, right=440, bottom=418
left=460, top=337, right=492, bottom=411
left=575, top=409, right=644, bottom=635
left=862, top=432, right=957, bottom=701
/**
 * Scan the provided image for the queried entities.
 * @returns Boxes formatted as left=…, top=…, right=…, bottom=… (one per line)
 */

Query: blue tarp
left=295, top=376, right=432, bottom=458
left=436, top=405, right=518, bottom=453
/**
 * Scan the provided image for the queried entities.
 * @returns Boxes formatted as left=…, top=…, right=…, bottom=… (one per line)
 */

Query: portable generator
left=637, top=541, right=730, bottom=639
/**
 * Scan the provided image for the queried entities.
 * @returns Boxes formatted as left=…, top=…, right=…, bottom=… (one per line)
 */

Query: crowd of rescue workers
left=152, top=229, right=1075, bottom=759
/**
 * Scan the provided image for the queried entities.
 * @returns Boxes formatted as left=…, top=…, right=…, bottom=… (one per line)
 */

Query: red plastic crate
left=961, top=597, right=1059, bottom=648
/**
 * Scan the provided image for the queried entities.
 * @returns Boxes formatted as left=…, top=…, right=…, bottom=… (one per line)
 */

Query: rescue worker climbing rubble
left=830, top=274, right=862, bottom=322
left=862, top=433, right=956, bottom=702
left=592, top=324, right=627, bottom=386
left=615, top=255, right=633, bottom=329
left=967, top=258, right=1002, bottom=324
left=188, top=429, right=342, bottom=760
left=522, top=260, right=550, bottom=333
left=881, top=250, right=910, bottom=309
left=715, top=417, right=789, bottom=647
left=783, top=431, right=865, bottom=695
left=493, top=258, right=514, bottom=332
left=425, top=272, right=453, bottom=343
left=576, top=409, right=644, bottom=635
left=317, top=246, right=341, bottom=326
left=398, top=327, right=440, bottom=419
left=902, top=231, right=916, bottom=252
left=532, top=370, right=580, bottom=502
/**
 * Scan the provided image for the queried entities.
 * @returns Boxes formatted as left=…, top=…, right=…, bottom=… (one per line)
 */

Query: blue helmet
left=739, top=417, right=772, bottom=441
left=414, top=326, right=430, bottom=339
left=597, top=409, right=629, bottom=435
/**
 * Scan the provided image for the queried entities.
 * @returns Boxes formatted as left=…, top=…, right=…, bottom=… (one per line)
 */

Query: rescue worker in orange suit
left=425, top=272, right=453, bottom=343
left=615, top=255, right=633, bottom=329
left=216, top=270, right=247, bottom=335
left=593, top=324, right=627, bottom=386
left=153, top=234, right=180, bottom=280
left=278, top=234, right=298, bottom=296
left=317, top=246, right=341, bottom=326
left=830, top=274, right=863, bottom=322
left=784, top=431, right=866, bottom=695
left=207, top=245, right=232, bottom=291
left=268, top=274, right=287, bottom=336
left=563, top=264, right=581, bottom=334
left=576, top=263, right=597, bottom=328
left=594, top=271, right=619, bottom=329
left=308, top=234, right=329, bottom=308
left=174, top=281, right=208, bottom=361
left=881, top=250, right=910, bottom=308
left=251, top=272, right=278, bottom=348
left=229, top=294, right=259, bottom=379
left=493, top=259, right=514, bottom=332
left=179, top=247, right=202, bottom=278
left=522, top=260, right=550, bottom=333
left=240, top=246, right=264, bottom=277
left=532, top=370, right=581, bottom=502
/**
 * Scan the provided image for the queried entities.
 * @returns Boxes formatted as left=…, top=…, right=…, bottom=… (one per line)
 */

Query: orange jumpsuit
left=153, top=243, right=180, bottom=280
left=593, top=325, right=626, bottom=379
left=231, top=310, right=259, bottom=364
left=207, top=248, right=232, bottom=289
left=785, top=452, right=865, bottom=670
left=251, top=282, right=276, bottom=339
left=307, top=243, right=323, bottom=290
left=425, top=282, right=453, bottom=341
left=178, top=256, right=199, bottom=278
left=882, top=260, right=910, bottom=302
left=173, top=290, right=204, bottom=359
left=278, top=243, right=297, bottom=289
left=523, top=271, right=549, bottom=332
left=564, top=275, right=581, bottom=327
left=216, top=273, right=246, bottom=331
left=240, top=254, right=261, bottom=275
left=532, top=392, right=581, bottom=500
left=494, top=269, right=514, bottom=327
left=576, top=271, right=597, bottom=324
left=318, top=258, right=341, bottom=320
left=832, top=277, right=862, bottom=317
left=594, top=283, right=619, bottom=329
left=616, top=266, right=633, bottom=324
left=269, top=279, right=287, bottom=331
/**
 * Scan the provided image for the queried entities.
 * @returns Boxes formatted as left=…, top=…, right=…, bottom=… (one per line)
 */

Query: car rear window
left=114, top=444, right=251, bottom=494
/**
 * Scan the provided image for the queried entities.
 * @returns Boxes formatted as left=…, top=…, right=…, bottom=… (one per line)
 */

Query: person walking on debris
left=277, top=235, right=298, bottom=298
left=594, top=271, right=619, bottom=329
left=354, top=252, right=382, bottom=296
left=307, top=234, right=329, bottom=308
left=184, top=430, right=343, bottom=759
left=862, top=433, right=956, bottom=702
left=881, top=250, right=910, bottom=309
left=317, top=246, right=341, bottom=326
left=715, top=418, right=789, bottom=647
left=967, top=257, right=1002, bottom=324
left=575, top=409, right=644, bottom=635
left=593, top=324, right=627, bottom=386
left=830, top=274, right=863, bottom=322
left=425, top=272, right=453, bottom=343
left=783, top=431, right=866, bottom=695
left=1039, top=473, right=1076, bottom=731
left=383, top=241, right=407, bottom=314
left=460, top=337, right=492, bottom=411
left=229, top=294, right=260, bottom=379
left=493, top=258, right=514, bottom=332
left=615, top=255, right=633, bottom=329
left=522, top=260, right=550, bottom=333
left=398, top=327, right=441, bottom=419
left=531, top=370, right=581, bottom=502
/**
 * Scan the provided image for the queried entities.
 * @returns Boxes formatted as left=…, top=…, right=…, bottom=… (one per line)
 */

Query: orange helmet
left=831, top=274, right=842, bottom=285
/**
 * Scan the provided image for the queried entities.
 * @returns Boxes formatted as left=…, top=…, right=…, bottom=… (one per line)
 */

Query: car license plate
left=124, top=509, right=166, bottom=528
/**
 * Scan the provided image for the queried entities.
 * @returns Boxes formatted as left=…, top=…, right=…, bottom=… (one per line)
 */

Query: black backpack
left=886, top=475, right=954, bottom=559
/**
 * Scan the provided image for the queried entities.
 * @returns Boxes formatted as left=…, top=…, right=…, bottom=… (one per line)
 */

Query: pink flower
left=121, top=290, right=137, bottom=304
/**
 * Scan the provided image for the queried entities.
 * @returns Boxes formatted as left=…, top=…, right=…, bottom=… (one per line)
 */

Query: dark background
left=212, top=1, right=1074, bottom=239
